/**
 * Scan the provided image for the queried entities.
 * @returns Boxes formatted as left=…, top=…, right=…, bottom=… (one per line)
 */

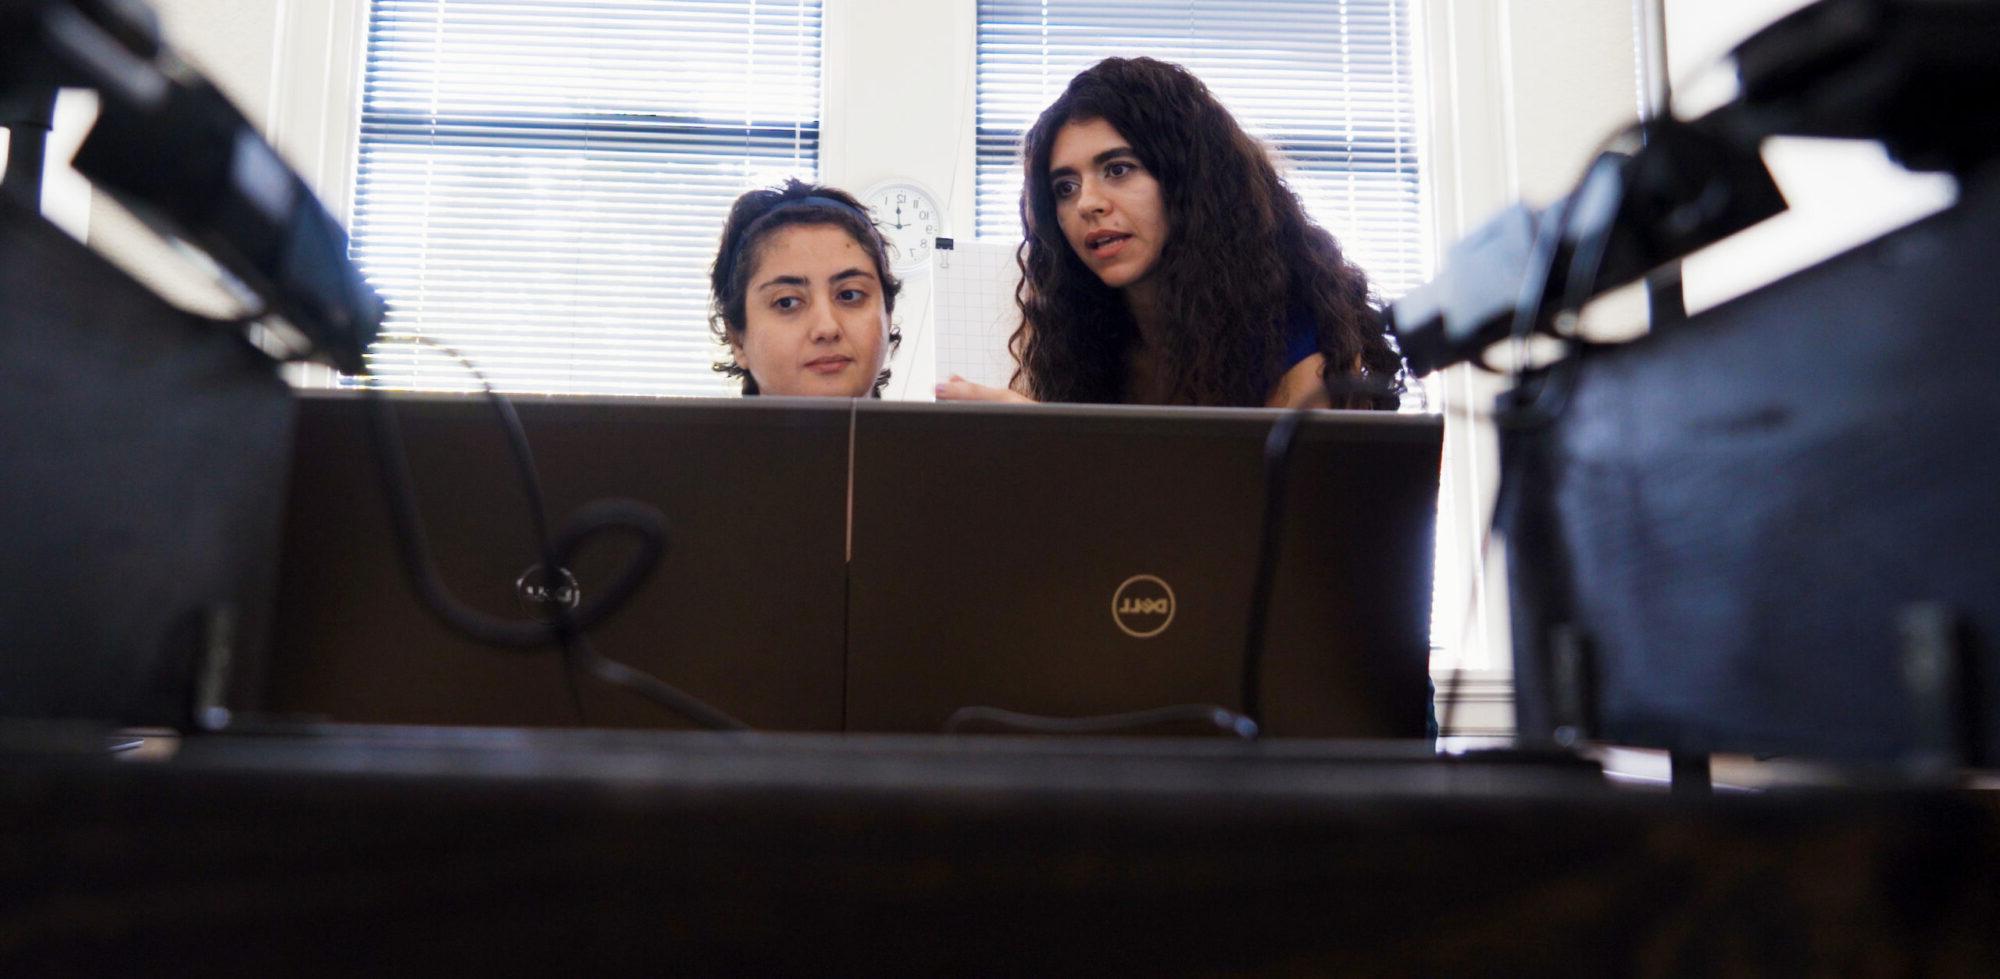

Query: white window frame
left=270, top=0, right=371, bottom=389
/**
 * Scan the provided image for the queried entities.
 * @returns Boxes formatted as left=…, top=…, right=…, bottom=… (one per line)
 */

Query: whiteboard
left=931, top=237, right=1023, bottom=390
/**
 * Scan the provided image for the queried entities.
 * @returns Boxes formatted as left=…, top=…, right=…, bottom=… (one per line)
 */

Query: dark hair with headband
left=710, top=179, right=903, bottom=396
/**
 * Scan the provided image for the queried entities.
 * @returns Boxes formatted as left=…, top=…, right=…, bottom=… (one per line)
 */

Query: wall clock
left=860, top=179, right=947, bottom=274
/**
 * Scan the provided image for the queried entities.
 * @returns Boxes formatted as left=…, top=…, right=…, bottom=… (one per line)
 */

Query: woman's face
left=732, top=223, right=891, bottom=397
left=1047, top=117, right=1169, bottom=291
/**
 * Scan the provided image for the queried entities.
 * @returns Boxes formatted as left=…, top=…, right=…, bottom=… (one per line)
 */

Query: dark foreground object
left=0, top=197, right=292, bottom=727
left=3, top=727, right=1996, bottom=975
left=1505, top=168, right=2000, bottom=765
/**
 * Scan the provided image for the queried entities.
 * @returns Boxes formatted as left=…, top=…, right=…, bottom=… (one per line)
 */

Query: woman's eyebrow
left=755, top=269, right=875, bottom=291
left=1049, top=146, right=1137, bottom=181
left=753, top=274, right=809, bottom=291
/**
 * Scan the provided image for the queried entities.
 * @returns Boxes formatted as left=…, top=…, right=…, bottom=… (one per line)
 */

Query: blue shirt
left=1283, top=306, right=1319, bottom=371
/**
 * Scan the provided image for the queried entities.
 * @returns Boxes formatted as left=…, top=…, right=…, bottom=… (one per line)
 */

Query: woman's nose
left=808, top=301, right=843, bottom=341
left=1074, top=179, right=1108, bottom=216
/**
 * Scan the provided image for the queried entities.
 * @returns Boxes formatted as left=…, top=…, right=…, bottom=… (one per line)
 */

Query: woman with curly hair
left=938, top=57, right=1403, bottom=409
left=710, top=179, right=902, bottom=398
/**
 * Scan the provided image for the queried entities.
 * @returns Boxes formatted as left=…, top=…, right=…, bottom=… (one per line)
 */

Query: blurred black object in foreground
left=1503, top=164, right=2000, bottom=768
left=0, top=196, right=293, bottom=728
left=1, top=0, right=383, bottom=372
left=1387, top=0, right=2000, bottom=377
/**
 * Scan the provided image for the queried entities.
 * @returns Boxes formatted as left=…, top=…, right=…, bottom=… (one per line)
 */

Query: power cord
left=1241, top=396, right=1442, bottom=744
left=1239, top=407, right=1309, bottom=734
left=943, top=704, right=1259, bottom=739
left=358, top=336, right=748, bottom=731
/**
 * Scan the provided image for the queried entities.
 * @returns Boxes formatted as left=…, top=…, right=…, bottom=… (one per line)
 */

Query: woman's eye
left=1106, top=161, right=1135, bottom=179
left=773, top=296, right=802, bottom=311
left=837, top=288, right=867, bottom=303
left=1051, top=179, right=1078, bottom=199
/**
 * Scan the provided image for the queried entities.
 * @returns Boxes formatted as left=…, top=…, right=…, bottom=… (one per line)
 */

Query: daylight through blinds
left=975, top=0, right=1429, bottom=301
left=351, top=0, right=823, bottom=396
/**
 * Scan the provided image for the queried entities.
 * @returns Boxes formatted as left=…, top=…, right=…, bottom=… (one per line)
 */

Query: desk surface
left=5, top=726, right=1998, bottom=975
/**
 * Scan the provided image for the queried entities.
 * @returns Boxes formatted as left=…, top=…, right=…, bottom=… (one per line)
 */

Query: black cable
left=400, top=342, right=588, bottom=721
left=359, top=337, right=747, bottom=731
left=361, top=385, right=653, bottom=643
left=943, top=704, right=1259, bottom=739
left=1556, top=146, right=1636, bottom=365
left=1435, top=145, right=1636, bottom=747
left=1, top=86, right=58, bottom=205
left=1239, top=406, right=1311, bottom=734
left=1433, top=211, right=1577, bottom=746
left=1430, top=182, right=1583, bottom=748
left=558, top=641, right=590, bottom=723
left=1507, top=148, right=1633, bottom=429
left=1241, top=361, right=1438, bottom=741
left=1504, top=197, right=1576, bottom=360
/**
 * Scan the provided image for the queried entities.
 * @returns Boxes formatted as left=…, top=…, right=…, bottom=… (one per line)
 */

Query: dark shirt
left=1283, top=306, right=1319, bottom=372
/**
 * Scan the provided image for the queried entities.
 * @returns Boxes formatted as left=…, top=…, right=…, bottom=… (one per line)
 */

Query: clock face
left=862, top=181, right=945, bottom=274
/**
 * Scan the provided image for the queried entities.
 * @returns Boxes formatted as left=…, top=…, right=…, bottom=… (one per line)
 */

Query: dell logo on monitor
left=1112, top=574, right=1176, bottom=638
left=515, top=564, right=581, bottom=621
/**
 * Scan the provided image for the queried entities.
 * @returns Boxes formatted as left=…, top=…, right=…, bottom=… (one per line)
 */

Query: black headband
left=722, top=194, right=878, bottom=290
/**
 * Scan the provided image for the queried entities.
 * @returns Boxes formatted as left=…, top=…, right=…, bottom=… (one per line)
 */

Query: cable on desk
left=1239, top=406, right=1309, bottom=734
left=359, top=337, right=747, bottom=731
left=1243, top=382, right=1435, bottom=743
left=943, top=704, right=1259, bottom=739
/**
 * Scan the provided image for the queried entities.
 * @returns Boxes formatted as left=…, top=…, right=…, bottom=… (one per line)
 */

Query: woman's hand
left=936, top=374, right=1035, bottom=404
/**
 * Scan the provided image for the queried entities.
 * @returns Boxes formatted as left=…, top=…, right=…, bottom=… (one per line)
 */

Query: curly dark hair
left=709, top=179, right=903, bottom=396
left=1011, top=57, right=1404, bottom=408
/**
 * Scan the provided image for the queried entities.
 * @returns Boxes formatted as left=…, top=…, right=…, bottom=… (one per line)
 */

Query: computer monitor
left=255, top=392, right=852, bottom=731
left=844, top=402, right=1443, bottom=738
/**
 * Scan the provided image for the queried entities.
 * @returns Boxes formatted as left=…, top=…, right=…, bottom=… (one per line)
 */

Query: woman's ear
left=728, top=334, right=751, bottom=377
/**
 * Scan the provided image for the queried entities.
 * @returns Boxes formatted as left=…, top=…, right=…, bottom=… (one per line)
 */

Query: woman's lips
left=1087, top=233, right=1131, bottom=259
left=804, top=356, right=853, bottom=375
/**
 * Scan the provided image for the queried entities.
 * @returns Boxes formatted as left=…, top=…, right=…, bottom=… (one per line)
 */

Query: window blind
left=975, top=0, right=1430, bottom=302
left=351, top=0, right=822, bottom=396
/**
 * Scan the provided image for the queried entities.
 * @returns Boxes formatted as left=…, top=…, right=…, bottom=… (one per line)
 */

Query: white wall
left=1503, top=1, right=1649, bottom=205
left=1416, top=0, right=1644, bottom=676
left=820, top=0, right=979, bottom=399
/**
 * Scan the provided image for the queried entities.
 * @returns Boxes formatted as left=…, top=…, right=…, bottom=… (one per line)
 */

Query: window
left=350, top=0, right=823, bottom=396
left=974, top=0, right=1430, bottom=302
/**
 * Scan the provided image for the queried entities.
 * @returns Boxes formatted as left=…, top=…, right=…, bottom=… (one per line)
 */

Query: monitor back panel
left=845, top=403, right=1442, bottom=737
left=261, top=393, right=851, bottom=731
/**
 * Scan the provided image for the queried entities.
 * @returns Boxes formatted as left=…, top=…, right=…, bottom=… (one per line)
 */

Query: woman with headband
left=939, top=57, right=1404, bottom=409
left=710, top=180, right=902, bottom=398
